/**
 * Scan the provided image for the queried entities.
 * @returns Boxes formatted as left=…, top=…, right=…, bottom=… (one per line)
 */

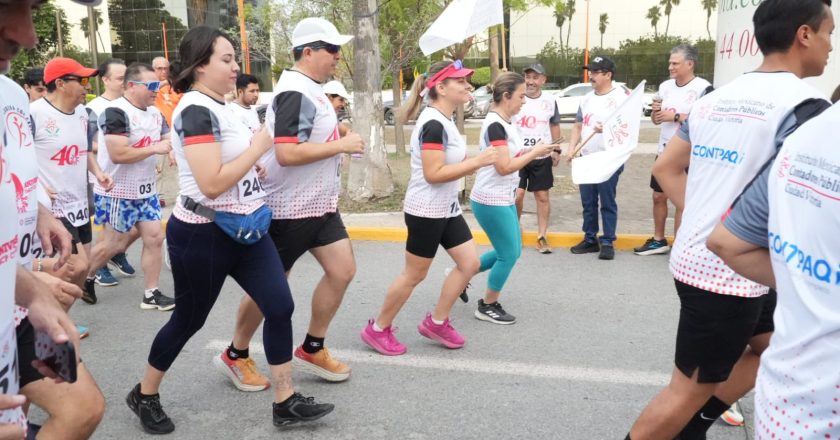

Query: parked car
left=470, top=85, right=492, bottom=119
left=551, top=82, right=648, bottom=121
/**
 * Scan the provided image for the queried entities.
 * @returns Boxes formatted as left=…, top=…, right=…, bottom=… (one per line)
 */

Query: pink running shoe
left=417, top=313, right=465, bottom=349
left=361, top=319, right=407, bottom=356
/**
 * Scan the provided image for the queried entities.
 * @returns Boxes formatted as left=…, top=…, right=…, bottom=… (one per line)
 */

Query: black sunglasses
left=296, top=41, right=341, bottom=55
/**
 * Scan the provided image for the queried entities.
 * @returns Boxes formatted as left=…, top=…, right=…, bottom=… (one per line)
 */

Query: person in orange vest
left=152, top=57, right=180, bottom=207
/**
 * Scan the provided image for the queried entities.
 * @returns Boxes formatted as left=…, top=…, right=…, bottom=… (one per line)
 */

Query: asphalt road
left=35, top=240, right=753, bottom=439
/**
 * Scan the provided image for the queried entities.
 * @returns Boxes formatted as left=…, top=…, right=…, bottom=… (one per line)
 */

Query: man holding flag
left=566, top=56, right=630, bottom=260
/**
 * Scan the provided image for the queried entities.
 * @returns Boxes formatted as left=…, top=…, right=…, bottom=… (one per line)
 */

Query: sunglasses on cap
left=61, top=76, right=90, bottom=86
left=296, top=42, right=341, bottom=55
left=128, top=80, right=162, bottom=92
left=422, top=60, right=473, bottom=96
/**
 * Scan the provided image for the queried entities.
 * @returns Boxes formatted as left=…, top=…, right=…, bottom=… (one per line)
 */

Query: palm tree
left=564, top=0, right=576, bottom=49
left=659, top=0, right=681, bottom=37
left=647, top=5, right=661, bottom=37
left=599, top=13, right=608, bottom=48
left=553, top=1, right=566, bottom=51
left=701, top=0, right=717, bottom=39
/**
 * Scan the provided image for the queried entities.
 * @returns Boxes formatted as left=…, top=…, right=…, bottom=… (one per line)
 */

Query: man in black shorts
left=512, top=63, right=562, bottom=254
left=626, top=1, right=833, bottom=438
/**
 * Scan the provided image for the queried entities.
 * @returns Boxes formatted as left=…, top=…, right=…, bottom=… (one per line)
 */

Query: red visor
left=424, top=60, right=474, bottom=91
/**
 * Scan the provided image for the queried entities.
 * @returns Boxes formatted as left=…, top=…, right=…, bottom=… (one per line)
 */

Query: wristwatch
left=673, top=112, right=680, bottom=122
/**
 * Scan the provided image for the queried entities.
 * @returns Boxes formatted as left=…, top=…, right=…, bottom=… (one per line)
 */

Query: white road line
left=205, top=340, right=669, bottom=387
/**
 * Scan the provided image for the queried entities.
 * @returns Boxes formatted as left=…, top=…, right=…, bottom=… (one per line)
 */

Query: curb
left=93, top=220, right=665, bottom=251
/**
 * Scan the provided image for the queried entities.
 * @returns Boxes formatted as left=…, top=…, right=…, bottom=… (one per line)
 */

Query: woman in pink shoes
left=361, top=60, right=497, bottom=355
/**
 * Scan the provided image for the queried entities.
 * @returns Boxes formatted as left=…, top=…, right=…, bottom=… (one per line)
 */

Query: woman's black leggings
left=147, top=216, right=295, bottom=371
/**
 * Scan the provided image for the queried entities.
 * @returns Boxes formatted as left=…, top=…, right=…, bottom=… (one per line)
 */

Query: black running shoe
left=570, top=239, right=600, bottom=254
left=141, top=290, right=176, bottom=311
left=272, top=392, right=335, bottom=426
left=459, top=283, right=470, bottom=303
left=126, top=383, right=175, bottom=435
left=474, top=299, right=517, bottom=325
left=599, top=244, right=615, bottom=260
left=82, top=278, right=97, bottom=304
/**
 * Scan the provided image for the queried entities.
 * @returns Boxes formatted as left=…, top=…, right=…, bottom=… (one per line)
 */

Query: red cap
left=44, top=58, right=98, bottom=84
left=424, top=60, right=474, bottom=93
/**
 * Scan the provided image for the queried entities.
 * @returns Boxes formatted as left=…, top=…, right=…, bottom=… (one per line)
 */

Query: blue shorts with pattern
left=94, top=194, right=162, bottom=233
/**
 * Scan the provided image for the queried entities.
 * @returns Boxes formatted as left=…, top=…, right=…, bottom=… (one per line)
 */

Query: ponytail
left=398, top=60, right=455, bottom=124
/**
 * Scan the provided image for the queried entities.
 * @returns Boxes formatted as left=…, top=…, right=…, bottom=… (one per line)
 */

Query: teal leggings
left=471, top=201, right=522, bottom=293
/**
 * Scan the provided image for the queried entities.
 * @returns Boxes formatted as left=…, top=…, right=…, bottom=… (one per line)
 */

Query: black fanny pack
left=181, top=196, right=271, bottom=245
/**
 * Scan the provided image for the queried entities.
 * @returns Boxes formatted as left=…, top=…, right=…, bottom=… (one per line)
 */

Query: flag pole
left=584, top=0, right=590, bottom=82
left=571, top=132, right=597, bottom=157
left=162, top=21, right=168, bottom=60
left=237, top=0, right=250, bottom=73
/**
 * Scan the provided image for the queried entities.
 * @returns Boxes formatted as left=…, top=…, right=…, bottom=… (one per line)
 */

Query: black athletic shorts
left=674, top=279, right=776, bottom=383
left=518, top=157, right=554, bottom=192
left=404, top=213, right=472, bottom=258
left=16, top=318, right=44, bottom=388
left=269, top=212, right=349, bottom=272
left=650, top=155, right=688, bottom=193
left=60, top=218, right=92, bottom=245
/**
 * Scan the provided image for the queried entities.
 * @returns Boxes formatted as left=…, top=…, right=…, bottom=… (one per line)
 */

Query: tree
left=659, top=0, right=681, bottom=37
left=599, top=13, right=609, bottom=48
left=646, top=6, right=661, bottom=37
left=564, top=0, right=576, bottom=49
left=552, top=1, right=567, bottom=51
left=9, top=0, right=71, bottom=80
left=79, top=7, right=106, bottom=55
left=348, top=0, right=394, bottom=201
left=701, top=0, right=717, bottom=40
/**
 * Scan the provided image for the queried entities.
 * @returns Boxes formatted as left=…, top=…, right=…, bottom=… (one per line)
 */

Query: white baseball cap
left=291, top=17, right=353, bottom=48
left=323, top=81, right=351, bottom=100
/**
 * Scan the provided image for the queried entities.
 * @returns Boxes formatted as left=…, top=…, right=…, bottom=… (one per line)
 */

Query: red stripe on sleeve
left=421, top=143, right=444, bottom=151
left=274, top=136, right=299, bottom=143
left=489, top=140, right=508, bottom=147
left=720, top=207, right=732, bottom=221
left=183, top=135, right=216, bottom=145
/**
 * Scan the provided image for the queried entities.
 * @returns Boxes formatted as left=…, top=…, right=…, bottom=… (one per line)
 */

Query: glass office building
left=106, top=0, right=271, bottom=86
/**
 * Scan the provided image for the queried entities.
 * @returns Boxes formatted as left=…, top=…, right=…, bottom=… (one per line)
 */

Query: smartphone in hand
left=34, top=330, right=77, bottom=383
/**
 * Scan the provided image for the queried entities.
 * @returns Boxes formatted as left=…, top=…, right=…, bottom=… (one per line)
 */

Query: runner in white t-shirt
left=626, top=2, right=834, bottom=438
left=360, top=59, right=496, bottom=356
left=567, top=56, right=629, bottom=261
left=228, top=73, right=261, bottom=134
left=634, top=44, right=710, bottom=257
left=0, top=1, right=103, bottom=436
left=125, top=25, right=334, bottom=435
left=86, top=58, right=141, bottom=287
left=217, top=18, right=363, bottom=388
left=512, top=63, right=563, bottom=253
left=470, top=72, right=555, bottom=325
left=83, top=63, right=174, bottom=310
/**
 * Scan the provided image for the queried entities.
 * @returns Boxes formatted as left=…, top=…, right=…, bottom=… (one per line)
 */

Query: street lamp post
left=583, top=0, right=590, bottom=82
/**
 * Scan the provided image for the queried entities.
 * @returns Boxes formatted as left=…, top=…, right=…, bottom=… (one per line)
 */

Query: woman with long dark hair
left=125, top=26, right=333, bottom=434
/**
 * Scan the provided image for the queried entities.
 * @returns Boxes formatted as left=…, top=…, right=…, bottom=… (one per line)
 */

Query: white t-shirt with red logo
left=671, top=72, right=824, bottom=297
left=656, top=76, right=710, bottom=154
left=228, top=102, right=261, bottom=135
left=753, top=103, right=840, bottom=440
left=471, top=111, right=527, bottom=206
left=30, top=98, right=90, bottom=226
left=172, top=91, right=266, bottom=224
left=404, top=107, right=466, bottom=218
left=0, top=74, right=33, bottom=431
left=94, top=97, right=167, bottom=199
left=576, top=85, right=631, bottom=155
left=512, top=93, right=560, bottom=159
left=262, top=69, right=341, bottom=220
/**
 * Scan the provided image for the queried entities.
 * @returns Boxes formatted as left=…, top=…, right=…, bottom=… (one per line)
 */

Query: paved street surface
left=38, top=241, right=754, bottom=439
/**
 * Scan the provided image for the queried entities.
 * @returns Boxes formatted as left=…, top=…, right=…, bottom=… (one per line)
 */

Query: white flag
left=419, top=0, right=504, bottom=56
left=571, top=81, right=646, bottom=185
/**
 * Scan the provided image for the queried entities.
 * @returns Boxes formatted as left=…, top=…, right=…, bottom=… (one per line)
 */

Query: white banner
left=714, top=2, right=840, bottom=96
left=571, top=81, right=645, bottom=185
left=419, top=0, right=503, bottom=56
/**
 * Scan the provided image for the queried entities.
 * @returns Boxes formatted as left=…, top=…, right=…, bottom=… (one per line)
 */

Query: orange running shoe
left=293, top=346, right=351, bottom=382
left=213, top=351, right=270, bottom=392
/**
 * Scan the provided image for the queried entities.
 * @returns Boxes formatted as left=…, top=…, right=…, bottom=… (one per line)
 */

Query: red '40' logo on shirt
left=131, top=136, right=152, bottom=148
left=50, top=145, right=81, bottom=166
left=518, top=116, right=537, bottom=129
